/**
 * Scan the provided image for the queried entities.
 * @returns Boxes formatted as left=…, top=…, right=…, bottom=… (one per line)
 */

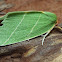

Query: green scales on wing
left=0, top=11, right=57, bottom=46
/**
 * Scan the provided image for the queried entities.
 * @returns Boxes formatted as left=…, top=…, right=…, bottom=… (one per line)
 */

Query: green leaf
left=0, top=11, right=57, bottom=46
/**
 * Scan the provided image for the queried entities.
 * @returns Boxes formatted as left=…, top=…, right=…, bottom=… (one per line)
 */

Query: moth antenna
left=55, top=26, right=62, bottom=32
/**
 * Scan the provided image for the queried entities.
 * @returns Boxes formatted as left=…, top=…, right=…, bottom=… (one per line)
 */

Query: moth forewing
left=0, top=11, right=57, bottom=46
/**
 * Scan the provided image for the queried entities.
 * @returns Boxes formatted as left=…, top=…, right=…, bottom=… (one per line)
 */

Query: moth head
left=44, top=12, right=57, bottom=23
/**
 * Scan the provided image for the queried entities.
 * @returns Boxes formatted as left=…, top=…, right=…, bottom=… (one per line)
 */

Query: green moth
left=0, top=11, right=57, bottom=46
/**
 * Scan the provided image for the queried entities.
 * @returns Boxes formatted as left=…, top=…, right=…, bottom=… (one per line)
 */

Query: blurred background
left=0, top=0, right=62, bottom=23
left=0, top=0, right=62, bottom=62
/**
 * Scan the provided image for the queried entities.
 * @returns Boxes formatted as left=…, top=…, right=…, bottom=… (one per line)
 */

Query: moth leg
left=55, top=26, right=62, bottom=32
left=42, top=30, right=51, bottom=45
left=27, top=39, right=30, bottom=42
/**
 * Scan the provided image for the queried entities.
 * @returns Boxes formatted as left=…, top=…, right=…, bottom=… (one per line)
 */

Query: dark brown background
left=0, top=0, right=62, bottom=62
left=4, top=0, right=62, bottom=24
